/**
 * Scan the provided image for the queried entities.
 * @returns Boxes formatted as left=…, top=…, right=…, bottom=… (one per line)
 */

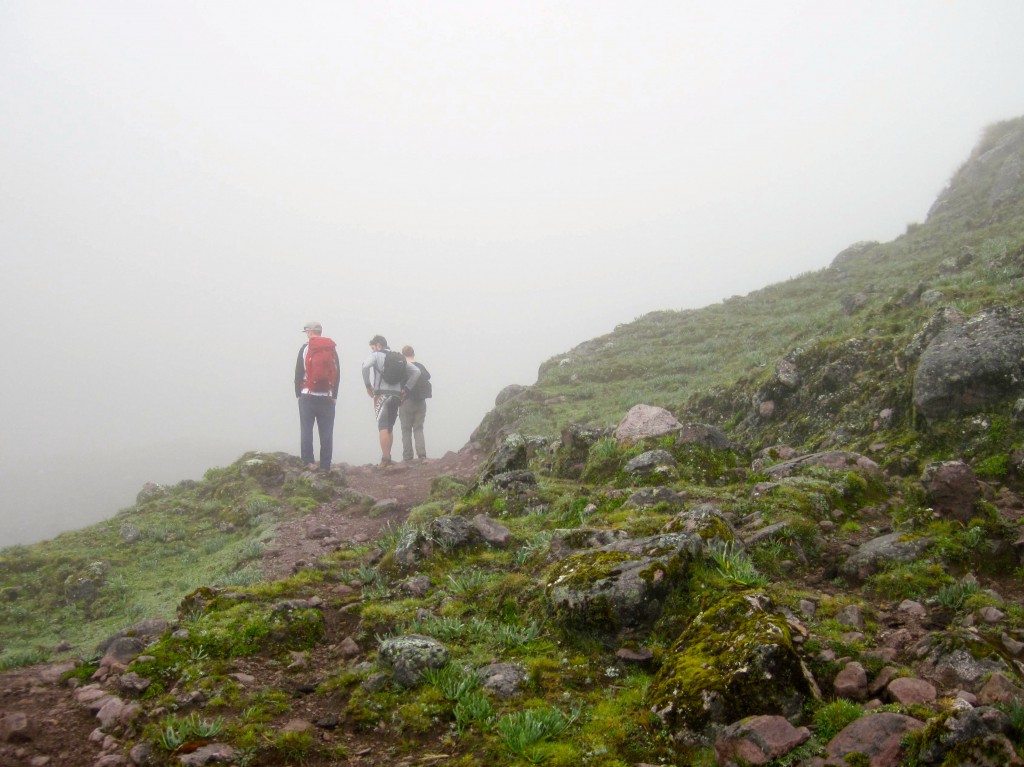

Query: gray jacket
left=362, top=350, right=421, bottom=395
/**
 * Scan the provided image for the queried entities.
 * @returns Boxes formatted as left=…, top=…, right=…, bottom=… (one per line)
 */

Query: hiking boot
left=379, top=457, right=393, bottom=468
left=305, top=462, right=317, bottom=471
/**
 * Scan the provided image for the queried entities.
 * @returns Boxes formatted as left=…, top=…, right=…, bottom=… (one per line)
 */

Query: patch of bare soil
left=0, top=665, right=102, bottom=767
left=261, top=446, right=484, bottom=580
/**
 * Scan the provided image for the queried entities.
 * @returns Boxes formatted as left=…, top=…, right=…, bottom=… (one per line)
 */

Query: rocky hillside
left=475, top=117, right=1024, bottom=466
left=2, top=118, right=1024, bottom=767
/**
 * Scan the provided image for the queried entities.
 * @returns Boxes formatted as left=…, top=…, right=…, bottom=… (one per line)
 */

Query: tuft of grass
left=422, top=662, right=481, bottom=701
left=497, top=705, right=580, bottom=762
left=454, top=689, right=495, bottom=735
left=931, top=579, right=982, bottom=610
left=812, top=699, right=864, bottom=742
left=447, top=570, right=491, bottom=596
left=0, top=647, right=50, bottom=671
left=153, top=712, right=225, bottom=752
left=706, top=541, right=768, bottom=587
left=866, top=560, right=951, bottom=601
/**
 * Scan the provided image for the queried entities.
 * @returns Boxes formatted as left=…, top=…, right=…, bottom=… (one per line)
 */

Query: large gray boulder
left=913, top=306, right=1024, bottom=421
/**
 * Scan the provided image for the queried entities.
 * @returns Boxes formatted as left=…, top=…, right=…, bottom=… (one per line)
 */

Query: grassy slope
left=0, top=454, right=338, bottom=662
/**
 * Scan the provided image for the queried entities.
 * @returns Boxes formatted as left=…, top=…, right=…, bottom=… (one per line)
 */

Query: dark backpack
left=305, top=337, right=338, bottom=393
left=409, top=363, right=432, bottom=400
left=380, top=350, right=408, bottom=385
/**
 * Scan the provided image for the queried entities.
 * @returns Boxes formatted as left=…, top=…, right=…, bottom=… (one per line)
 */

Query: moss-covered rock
left=545, top=533, right=700, bottom=639
left=904, top=705, right=1020, bottom=767
left=912, top=630, right=1019, bottom=692
left=662, top=503, right=736, bottom=545
left=480, top=433, right=528, bottom=480
left=648, top=592, right=817, bottom=743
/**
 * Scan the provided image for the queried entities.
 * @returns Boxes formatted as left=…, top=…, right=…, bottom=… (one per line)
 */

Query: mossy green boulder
left=649, top=592, right=816, bottom=743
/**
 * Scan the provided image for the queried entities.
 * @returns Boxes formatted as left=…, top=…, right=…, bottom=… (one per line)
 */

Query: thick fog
left=2, top=2, right=1023, bottom=546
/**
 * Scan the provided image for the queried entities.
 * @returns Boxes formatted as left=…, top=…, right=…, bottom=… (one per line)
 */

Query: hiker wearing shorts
left=398, top=345, right=432, bottom=462
left=361, top=335, right=421, bottom=467
left=294, top=322, right=340, bottom=471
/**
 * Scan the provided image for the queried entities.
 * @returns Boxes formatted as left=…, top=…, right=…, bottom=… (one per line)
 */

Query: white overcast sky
left=2, top=1, right=1023, bottom=544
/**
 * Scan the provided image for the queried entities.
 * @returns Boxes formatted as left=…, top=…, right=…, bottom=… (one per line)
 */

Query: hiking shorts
left=376, top=394, right=401, bottom=432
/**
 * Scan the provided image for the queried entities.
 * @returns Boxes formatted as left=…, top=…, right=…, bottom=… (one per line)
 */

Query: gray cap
left=302, top=321, right=322, bottom=332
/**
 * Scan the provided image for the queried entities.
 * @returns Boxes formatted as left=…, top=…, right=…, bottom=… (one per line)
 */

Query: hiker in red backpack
left=294, top=322, right=340, bottom=471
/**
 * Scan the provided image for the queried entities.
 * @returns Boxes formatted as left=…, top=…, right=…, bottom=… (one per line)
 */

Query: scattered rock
left=481, top=433, right=528, bottom=479
left=378, top=634, right=450, bottom=687
left=650, top=593, right=817, bottom=742
left=912, top=705, right=1021, bottom=767
left=834, top=662, right=868, bottom=701
left=613, top=404, right=682, bottom=443
left=677, top=423, right=731, bottom=451
left=477, top=662, right=527, bottom=699
left=623, top=449, right=677, bottom=478
left=886, top=677, right=936, bottom=705
left=177, top=743, right=237, bottom=766
left=840, top=533, right=932, bottom=582
left=715, top=714, right=811, bottom=766
left=765, top=451, right=881, bottom=479
left=428, top=515, right=482, bottom=551
left=920, top=460, right=981, bottom=523
left=823, top=712, right=923, bottom=767
left=0, top=712, right=31, bottom=743
left=978, top=671, right=1024, bottom=706
left=546, top=533, right=702, bottom=638
left=471, top=514, right=512, bottom=548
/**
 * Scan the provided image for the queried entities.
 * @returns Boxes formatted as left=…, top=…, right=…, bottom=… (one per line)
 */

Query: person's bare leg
left=379, top=429, right=393, bottom=464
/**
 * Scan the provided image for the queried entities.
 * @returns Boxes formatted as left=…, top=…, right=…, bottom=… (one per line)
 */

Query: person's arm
left=361, top=354, right=376, bottom=395
left=403, top=361, right=421, bottom=394
left=331, top=349, right=341, bottom=399
left=294, top=345, right=307, bottom=397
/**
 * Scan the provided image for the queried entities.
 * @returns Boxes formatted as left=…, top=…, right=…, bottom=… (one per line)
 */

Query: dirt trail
left=261, top=447, right=483, bottom=580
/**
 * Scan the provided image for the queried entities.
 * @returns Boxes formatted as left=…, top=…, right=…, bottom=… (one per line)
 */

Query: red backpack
left=304, top=336, right=338, bottom=393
